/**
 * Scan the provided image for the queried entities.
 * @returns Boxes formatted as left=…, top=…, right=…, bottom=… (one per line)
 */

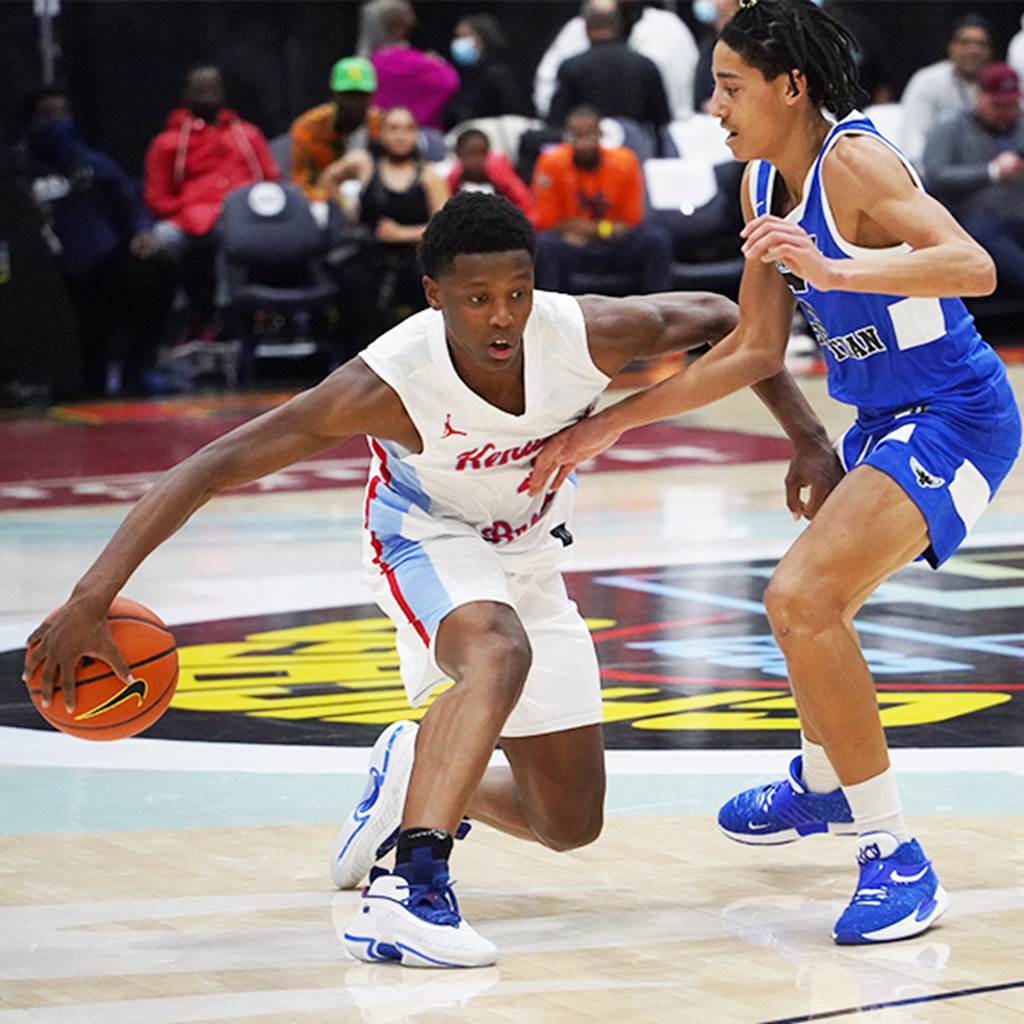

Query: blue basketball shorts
left=836, top=393, right=1021, bottom=568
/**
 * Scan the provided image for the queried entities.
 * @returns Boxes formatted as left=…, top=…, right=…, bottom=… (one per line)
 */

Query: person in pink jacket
left=144, top=66, right=278, bottom=335
left=362, top=0, right=458, bottom=131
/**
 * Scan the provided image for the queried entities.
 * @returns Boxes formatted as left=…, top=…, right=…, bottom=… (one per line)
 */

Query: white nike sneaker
left=330, top=721, right=418, bottom=890
left=344, top=866, right=497, bottom=968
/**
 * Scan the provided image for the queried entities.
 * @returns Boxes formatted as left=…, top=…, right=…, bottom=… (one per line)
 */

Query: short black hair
left=455, top=128, right=489, bottom=151
left=720, top=0, right=864, bottom=119
left=949, top=13, right=993, bottom=45
left=419, top=192, right=535, bottom=279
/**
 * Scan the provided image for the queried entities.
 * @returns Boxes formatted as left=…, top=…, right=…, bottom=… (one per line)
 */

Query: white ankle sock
left=800, top=736, right=841, bottom=793
left=842, top=767, right=909, bottom=843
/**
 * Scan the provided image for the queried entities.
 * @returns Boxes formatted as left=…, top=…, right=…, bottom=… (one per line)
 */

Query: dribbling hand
left=22, top=601, right=132, bottom=713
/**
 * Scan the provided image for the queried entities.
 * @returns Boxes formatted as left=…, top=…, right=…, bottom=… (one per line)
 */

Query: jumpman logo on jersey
left=441, top=413, right=468, bottom=439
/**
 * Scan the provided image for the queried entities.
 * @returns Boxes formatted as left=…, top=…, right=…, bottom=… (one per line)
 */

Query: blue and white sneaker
left=718, top=756, right=855, bottom=845
left=833, top=831, right=949, bottom=945
left=344, top=862, right=497, bottom=968
left=330, top=721, right=418, bottom=889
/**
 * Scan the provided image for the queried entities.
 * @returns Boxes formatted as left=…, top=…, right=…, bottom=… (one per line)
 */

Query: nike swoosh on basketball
left=889, top=866, right=929, bottom=884
left=74, top=678, right=148, bottom=721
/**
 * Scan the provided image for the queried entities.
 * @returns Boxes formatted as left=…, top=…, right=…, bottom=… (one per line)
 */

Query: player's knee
left=764, top=571, right=838, bottom=640
left=537, top=802, right=604, bottom=852
left=468, top=626, right=532, bottom=709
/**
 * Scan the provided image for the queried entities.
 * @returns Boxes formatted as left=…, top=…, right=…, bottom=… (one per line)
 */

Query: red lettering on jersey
left=455, top=436, right=546, bottom=472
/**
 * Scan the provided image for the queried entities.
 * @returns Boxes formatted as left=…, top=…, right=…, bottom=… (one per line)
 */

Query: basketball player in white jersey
left=24, top=192, right=840, bottom=967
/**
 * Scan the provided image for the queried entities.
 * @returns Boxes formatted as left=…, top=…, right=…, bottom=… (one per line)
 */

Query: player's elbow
left=966, top=246, right=998, bottom=297
left=698, top=293, right=739, bottom=346
left=748, top=345, right=784, bottom=382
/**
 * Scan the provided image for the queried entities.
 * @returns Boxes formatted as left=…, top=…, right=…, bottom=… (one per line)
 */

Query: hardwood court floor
left=1, top=818, right=1022, bottom=1023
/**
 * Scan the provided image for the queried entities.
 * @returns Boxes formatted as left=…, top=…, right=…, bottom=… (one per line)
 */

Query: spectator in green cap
left=290, top=56, right=377, bottom=202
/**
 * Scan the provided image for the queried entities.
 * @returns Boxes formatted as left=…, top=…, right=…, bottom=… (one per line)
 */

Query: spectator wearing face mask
left=441, top=15, right=533, bottom=132
left=144, top=65, right=278, bottom=338
left=446, top=128, right=535, bottom=219
left=532, top=104, right=671, bottom=294
left=19, top=87, right=179, bottom=395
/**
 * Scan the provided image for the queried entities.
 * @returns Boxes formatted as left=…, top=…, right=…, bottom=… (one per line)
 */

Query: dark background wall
left=3, top=0, right=1024, bottom=176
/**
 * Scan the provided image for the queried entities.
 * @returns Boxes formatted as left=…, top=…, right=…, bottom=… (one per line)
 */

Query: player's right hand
left=22, top=601, right=133, bottom=713
left=785, top=442, right=844, bottom=521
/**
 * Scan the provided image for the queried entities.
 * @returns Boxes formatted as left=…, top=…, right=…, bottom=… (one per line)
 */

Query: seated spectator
left=446, top=128, right=535, bottom=220
left=548, top=0, right=672, bottom=154
left=923, top=62, right=1024, bottom=294
left=361, top=0, right=458, bottom=132
left=145, top=66, right=278, bottom=338
left=532, top=105, right=670, bottom=294
left=442, top=15, right=533, bottom=131
left=18, top=87, right=178, bottom=395
left=534, top=0, right=697, bottom=122
left=900, top=14, right=994, bottom=165
left=291, top=57, right=376, bottom=203
left=358, top=107, right=449, bottom=328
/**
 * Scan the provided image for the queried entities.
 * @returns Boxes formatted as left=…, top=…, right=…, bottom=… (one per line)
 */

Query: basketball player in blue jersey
left=23, top=192, right=840, bottom=967
left=530, top=0, right=1021, bottom=945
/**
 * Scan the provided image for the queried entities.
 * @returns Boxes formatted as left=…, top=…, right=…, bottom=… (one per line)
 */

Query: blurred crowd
left=7, top=0, right=1024, bottom=402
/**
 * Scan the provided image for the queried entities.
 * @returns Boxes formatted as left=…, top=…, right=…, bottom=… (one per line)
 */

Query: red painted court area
left=0, top=397, right=793, bottom=510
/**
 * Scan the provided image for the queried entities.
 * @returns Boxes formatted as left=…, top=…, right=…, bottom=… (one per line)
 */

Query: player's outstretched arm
left=24, top=359, right=410, bottom=710
left=528, top=169, right=798, bottom=495
left=741, top=136, right=996, bottom=298
left=580, top=290, right=739, bottom=377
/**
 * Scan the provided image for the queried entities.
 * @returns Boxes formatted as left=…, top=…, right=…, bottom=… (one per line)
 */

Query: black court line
left=758, top=978, right=1024, bottom=1023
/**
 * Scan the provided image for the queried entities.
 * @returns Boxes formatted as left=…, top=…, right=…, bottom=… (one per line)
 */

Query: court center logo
left=3, top=549, right=1021, bottom=748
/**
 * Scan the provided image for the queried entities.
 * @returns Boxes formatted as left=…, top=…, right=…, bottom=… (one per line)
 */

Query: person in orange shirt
left=291, top=57, right=377, bottom=202
left=532, top=104, right=670, bottom=293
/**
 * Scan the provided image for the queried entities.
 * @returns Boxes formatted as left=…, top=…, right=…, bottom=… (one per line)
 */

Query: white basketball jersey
left=358, top=290, right=610, bottom=573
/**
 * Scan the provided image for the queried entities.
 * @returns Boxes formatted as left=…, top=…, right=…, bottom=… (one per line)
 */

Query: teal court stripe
left=1, top=767, right=1019, bottom=835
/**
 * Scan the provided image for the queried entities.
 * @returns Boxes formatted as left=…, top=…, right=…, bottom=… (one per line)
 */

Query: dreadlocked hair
left=419, top=192, right=536, bottom=279
left=720, top=0, right=864, bottom=119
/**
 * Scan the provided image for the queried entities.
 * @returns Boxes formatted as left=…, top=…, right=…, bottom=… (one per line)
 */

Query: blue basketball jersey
left=751, top=111, right=1010, bottom=417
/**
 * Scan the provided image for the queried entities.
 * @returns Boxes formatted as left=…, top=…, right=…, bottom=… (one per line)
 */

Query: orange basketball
left=24, top=596, right=179, bottom=741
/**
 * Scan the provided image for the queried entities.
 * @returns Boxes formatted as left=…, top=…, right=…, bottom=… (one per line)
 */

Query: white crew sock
left=800, top=736, right=841, bottom=793
left=842, top=767, right=909, bottom=843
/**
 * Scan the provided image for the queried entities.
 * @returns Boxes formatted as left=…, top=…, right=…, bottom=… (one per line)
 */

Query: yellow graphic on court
left=172, top=617, right=1011, bottom=732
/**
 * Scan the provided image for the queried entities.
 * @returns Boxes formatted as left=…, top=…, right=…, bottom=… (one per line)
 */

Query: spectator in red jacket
left=446, top=128, right=535, bottom=221
left=144, top=66, right=278, bottom=336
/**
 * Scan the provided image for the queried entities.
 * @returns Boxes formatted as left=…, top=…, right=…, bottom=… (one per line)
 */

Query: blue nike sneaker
left=833, top=831, right=949, bottom=945
left=344, top=861, right=497, bottom=967
left=718, top=756, right=855, bottom=845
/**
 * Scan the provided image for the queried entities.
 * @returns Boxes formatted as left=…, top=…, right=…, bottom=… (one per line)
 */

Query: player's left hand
left=527, top=412, right=622, bottom=495
left=741, top=215, right=838, bottom=291
left=785, top=441, right=844, bottom=520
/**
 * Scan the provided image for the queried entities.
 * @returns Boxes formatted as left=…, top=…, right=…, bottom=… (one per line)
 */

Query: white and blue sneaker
left=330, top=721, right=419, bottom=890
left=833, top=831, right=949, bottom=945
left=344, top=862, right=498, bottom=968
left=718, top=756, right=855, bottom=845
